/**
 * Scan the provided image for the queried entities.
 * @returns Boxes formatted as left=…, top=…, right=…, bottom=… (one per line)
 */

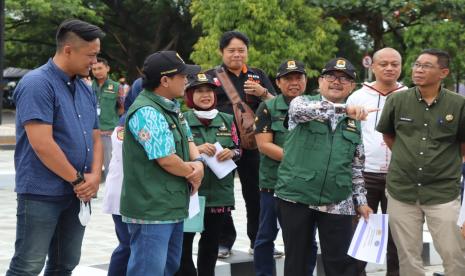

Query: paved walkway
left=0, top=110, right=444, bottom=275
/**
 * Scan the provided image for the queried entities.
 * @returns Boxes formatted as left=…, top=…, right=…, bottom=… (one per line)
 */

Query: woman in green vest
left=176, top=73, right=240, bottom=276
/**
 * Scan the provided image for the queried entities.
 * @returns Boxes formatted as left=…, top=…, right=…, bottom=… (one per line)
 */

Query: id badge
left=97, top=104, right=101, bottom=116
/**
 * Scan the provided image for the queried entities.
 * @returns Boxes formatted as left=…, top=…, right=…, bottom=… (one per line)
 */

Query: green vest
left=184, top=110, right=235, bottom=207
left=275, top=95, right=362, bottom=205
left=259, top=94, right=289, bottom=189
left=93, top=78, right=120, bottom=131
left=120, top=90, right=190, bottom=221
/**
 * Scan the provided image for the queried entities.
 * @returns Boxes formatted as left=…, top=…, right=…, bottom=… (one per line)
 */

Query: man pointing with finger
left=275, top=57, right=374, bottom=276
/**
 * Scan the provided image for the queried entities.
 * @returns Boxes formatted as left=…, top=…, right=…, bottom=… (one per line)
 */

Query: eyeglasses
left=412, top=62, right=440, bottom=71
left=322, top=74, right=353, bottom=85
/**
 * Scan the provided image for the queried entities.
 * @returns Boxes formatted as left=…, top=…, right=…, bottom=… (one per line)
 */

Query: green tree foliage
left=86, top=0, right=200, bottom=80
left=5, top=0, right=98, bottom=69
left=190, top=0, right=340, bottom=78
left=5, top=0, right=200, bottom=81
left=308, top=0, right=465, bottom=52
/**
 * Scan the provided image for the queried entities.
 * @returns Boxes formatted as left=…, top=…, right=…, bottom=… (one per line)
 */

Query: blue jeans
left=108, top=215, right=130, bottom=276
left=127, top=221, right=184, bottom=276
left=7, top=195, right=85, bottom=276
left=254, top=191, right=318, bottom=276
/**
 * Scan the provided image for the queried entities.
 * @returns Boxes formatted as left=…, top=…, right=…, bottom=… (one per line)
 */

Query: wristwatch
left=193, top=156, right=206, bottom=166
left=70, top=171, right=85, bottom=186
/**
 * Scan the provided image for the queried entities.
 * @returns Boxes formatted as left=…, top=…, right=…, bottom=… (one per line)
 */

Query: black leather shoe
left=433, top=272, right=445, bottom=276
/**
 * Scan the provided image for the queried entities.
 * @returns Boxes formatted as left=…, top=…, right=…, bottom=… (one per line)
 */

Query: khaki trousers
left=387, top=193, right=465, bottom=276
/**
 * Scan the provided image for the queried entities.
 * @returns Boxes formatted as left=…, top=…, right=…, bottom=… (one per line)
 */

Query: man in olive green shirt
left=377, top=49, right=465, bottom=276
left=91, top=57, right=124, bottom=180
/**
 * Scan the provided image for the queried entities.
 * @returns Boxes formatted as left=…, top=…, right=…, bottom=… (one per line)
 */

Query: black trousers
left=356, top=172, right=399, bottom=276
left=176, top=211, right=227, bottom=276
left=219, top=149, right=260, bottom=249
left=277, top=198, right=358, bottom=276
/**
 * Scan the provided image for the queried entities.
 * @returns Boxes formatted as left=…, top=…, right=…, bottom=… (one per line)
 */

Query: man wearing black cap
left=275, top=58, right=374, bottom=276
left=120, top=51, right=205, bottom=275
left=7, top=19, right=105, bottom=275
left=253, top=60, right=317, bottom=276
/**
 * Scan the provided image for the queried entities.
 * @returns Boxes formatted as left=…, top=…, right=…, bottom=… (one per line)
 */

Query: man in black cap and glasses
left=275, top=57, right=374, bottom=276
left=120, top=51, right=205, bottom=275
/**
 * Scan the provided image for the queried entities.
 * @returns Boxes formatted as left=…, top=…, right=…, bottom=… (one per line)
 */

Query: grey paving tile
left=0, top=148, right=445, bottom=275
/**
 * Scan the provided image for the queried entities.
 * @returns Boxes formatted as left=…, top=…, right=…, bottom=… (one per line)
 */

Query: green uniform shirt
left=92, top=78, right=120, bottom=131
left=377, top=87, right=465, bottom=205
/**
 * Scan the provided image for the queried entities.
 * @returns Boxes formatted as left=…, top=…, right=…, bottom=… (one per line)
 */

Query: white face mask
left=78, top=200, right=92, bottom=226
left=193, top=109, right=219, bottom=119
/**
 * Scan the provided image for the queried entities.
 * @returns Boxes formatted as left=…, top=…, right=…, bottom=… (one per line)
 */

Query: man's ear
left=439, top=68, right=450, bottom=80
left=351, top=81, right=357, bottom=91
left=160, top=76, right=169, bottom=88
left=63, top=45, right=72, bottom=56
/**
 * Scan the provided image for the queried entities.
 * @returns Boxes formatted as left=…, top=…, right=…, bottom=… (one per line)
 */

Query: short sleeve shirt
left=128, top=106, right=193, bottom=160
left=206, top=65, right=276, bottom=115
left=14, top=59, right=99, bottom=196
left=377, top=87, right=465, bottom=204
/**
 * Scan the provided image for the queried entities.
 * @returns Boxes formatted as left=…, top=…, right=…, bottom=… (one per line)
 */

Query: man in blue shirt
left=7, top=19, right=105, bottom=275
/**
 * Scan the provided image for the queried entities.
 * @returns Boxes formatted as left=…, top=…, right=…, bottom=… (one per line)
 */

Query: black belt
left=260, top=188, right=274, bottom=193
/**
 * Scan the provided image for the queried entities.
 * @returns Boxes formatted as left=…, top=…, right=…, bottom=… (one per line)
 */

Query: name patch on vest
left=345, top=126, right=358, bottom=133
left=217, top=124, right=231, bottom=136
left=399, top=117, right=413, bottom=122
left=247, top=74, right=262, bottom=84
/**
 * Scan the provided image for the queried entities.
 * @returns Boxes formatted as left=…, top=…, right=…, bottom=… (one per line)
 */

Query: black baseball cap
left=186, top=73, right=217, bottom=90
left=143, top=51, right=201, bottom=82
left=276, top=59, right=307, bottom=79
left=321, top=57, right=356, bottom=79
left=276, top=60, right=306, bottom=78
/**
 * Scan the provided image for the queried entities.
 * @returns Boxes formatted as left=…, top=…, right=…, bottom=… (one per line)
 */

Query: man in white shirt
left=347, top=47, right=405, bottom=276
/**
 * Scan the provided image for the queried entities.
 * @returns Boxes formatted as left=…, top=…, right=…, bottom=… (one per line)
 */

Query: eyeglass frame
left=320, top=73, right=354, bottom=85
left=411, top=62, right=444, bottom=71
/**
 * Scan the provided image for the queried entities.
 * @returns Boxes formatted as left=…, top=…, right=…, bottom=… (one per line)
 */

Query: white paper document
left=200, top=142, right=237, bottom=179
left=188, top=192, right=200, bottom=219
left=348, top=214, right=389, bottom=264
left=457, top=196, right=465, bottom=227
